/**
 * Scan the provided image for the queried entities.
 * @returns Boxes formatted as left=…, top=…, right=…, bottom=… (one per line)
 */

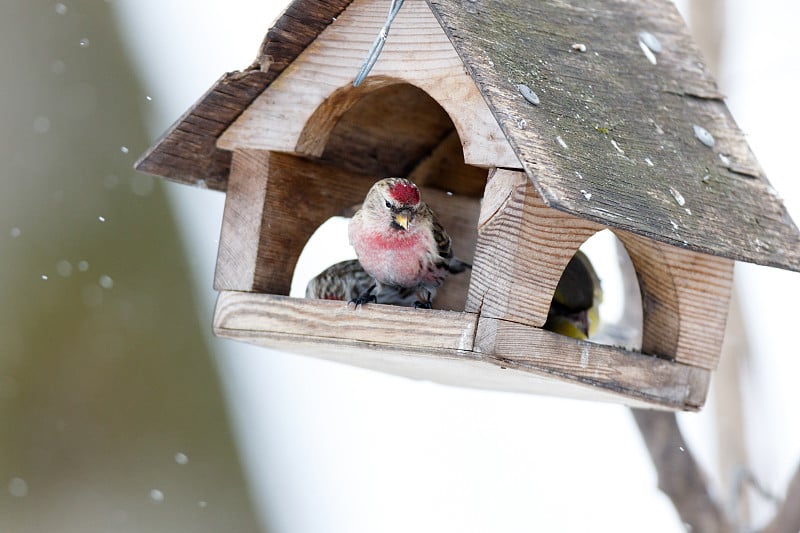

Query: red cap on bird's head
left=388, top=180, right=420, bottom=205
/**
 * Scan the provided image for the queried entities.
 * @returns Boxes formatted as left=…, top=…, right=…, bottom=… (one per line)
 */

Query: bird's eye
left=385, top=200, right=392, bottom=209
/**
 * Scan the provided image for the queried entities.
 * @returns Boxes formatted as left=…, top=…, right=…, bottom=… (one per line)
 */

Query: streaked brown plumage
left=305, top=259, right=421, bottom=306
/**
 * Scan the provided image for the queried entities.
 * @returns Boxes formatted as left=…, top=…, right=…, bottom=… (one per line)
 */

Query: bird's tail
left=447, top=258, right=472, bottom=274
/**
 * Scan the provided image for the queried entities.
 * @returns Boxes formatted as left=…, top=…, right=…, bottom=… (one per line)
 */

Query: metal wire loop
left=353, top=0, right=405, bottom=87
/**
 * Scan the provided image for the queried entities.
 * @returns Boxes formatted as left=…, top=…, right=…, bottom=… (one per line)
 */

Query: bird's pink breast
left=351, top=226, right=437, bottom=288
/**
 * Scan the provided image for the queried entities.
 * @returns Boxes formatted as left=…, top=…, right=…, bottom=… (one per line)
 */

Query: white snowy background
left=112, top=1, right=800, bottom=531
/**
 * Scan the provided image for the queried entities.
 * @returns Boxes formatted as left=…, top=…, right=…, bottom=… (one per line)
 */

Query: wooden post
left=617, top=230, right=734, bottom=368
left=215, top=151, right=376, bottom=294
left=467, top=169, right=605, bottom=327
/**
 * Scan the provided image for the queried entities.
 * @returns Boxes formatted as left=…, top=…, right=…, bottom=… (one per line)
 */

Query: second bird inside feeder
left=543, top=250, right=602, bottom=341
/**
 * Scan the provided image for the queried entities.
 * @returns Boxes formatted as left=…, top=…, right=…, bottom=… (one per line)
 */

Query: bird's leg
left=349, top=283, right=377, bottom=307
left=413, top=289, right=433, bottom=309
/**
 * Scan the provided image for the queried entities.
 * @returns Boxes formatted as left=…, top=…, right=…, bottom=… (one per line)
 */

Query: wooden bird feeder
left=136, top=0, right=800, bottom=410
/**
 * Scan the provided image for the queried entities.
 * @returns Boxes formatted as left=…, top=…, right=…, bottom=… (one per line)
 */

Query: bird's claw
left=413, top=300, right=432, bottom=309
left=349, top=284, right=377, bottom=307
left=349, top=294, right=377, bottom=307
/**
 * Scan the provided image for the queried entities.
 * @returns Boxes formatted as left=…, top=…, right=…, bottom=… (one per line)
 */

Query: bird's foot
left=349, top=294, right=377, bottom=307
left=349, top=285, right=377, bottom=308
left=413, top=289, right=433, bottom=309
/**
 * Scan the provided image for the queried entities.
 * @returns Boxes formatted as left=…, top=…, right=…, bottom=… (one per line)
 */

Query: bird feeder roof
left=136, top=0, right=800, bottom=272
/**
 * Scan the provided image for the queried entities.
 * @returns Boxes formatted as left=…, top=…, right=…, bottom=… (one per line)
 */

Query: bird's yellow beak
left=393, top=213, right=409, bottom=230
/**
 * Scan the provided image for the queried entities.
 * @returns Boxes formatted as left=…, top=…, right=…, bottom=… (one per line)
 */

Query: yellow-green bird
left=543, top=250, right=602, bottom=340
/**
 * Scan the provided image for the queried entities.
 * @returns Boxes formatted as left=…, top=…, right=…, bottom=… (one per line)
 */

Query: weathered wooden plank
left=218, top=0, right=520, bottom=169
left=135, top=70, right=271, bottom=191
left=221, top=327, right=693, bottom=409
left=657, top=241, right=734, bottom=368
left=475, top=316, right=710, bottom=410
left=214, top=149, right=270, bottom=291
left=468, top=170, right=731, bottom=369
left=427, top=0, right=800, bottom=271
left=615, top=230, right=681, bottom=359
left=307, top=80, right=490, bottom=202
left=264, top=0, right=355, bottom=67
left=317, top=83, right=457, bottom=178
left=467, top=169, right=605, bottom=327
left=251, top=152, right=376, bottom=294
left=214, top=291, right=478, bottom=352
left=213, top=291, right=709, bottom=410
left=136, top=0, right=355, bottom=189
left=616, top=230, right=733, bottom=369
left=408, top=129, right=490, bottom=198
left=138, top=0, right=799, bottom=273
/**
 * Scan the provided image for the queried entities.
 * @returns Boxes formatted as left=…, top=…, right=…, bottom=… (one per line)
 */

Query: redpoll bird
left=348, top=177, right=469, bottom=308
left=306, top=259, right=421, bottom=306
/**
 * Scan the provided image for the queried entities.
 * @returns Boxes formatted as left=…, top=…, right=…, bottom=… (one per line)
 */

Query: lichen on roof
left=427, top=0, right=800, bottom=271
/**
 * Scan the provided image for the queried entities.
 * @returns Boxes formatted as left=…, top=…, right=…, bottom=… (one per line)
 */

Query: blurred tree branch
left=634, top=408, right=800, bottom=533
left=632, top=409, right=733, bottom=533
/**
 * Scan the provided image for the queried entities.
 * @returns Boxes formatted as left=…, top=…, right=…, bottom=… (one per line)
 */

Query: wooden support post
left=215, top=149, right=270, bottom=291
left=468, top=170, right=733, bottom=369
left=467, top=169, right=604, bottom=327
left=215, top=151, right=376, bottom=294
left=617, top=230, right=734, bottom=369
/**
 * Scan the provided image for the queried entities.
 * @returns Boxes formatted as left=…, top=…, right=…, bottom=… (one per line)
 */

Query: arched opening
left=292, top=82, right=488, bottom=311
left=544, top=230, right=644, bottom=351
left=291, top=216, right=354, bottom=299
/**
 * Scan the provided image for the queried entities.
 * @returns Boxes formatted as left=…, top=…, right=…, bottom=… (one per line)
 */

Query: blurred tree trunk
left=0, top=2, right=261, bottom=532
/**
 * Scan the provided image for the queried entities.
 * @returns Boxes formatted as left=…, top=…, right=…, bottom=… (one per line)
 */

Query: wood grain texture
left=214, top=149, right=270, bottom=290
left=214, top=291, right=478, bottom=353
left=476, top=316, right=709, bottom=410
left=249, top=151, right=376, bottom=294
left=316, top=83, right=456, bottom=178
left=258, top=0, right=356, bottom=73
left=467, top=169, right=605, bottom=327
left=315, top=82, right=491, bottom=197
left=468, top=170, right=732, bottom=368
left=218, top=0, right=520, bottom=169
left=135, top=70, right=271, bottom=191
left=616, top=230, right=734, bottom=369
left=427, top=0, right=800, bottom=271
left=408, top=129, right=490, bottom=198
left=135, top=0, right=354, bottom=190
left=213, top=291, right=710, bottom=410
left=138, top=0, right=799, bottom=272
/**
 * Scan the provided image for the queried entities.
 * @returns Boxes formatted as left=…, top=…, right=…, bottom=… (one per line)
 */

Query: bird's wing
left=552, top=251, right=599, bottom=312
left=428, top=207, right=454, bottom=262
